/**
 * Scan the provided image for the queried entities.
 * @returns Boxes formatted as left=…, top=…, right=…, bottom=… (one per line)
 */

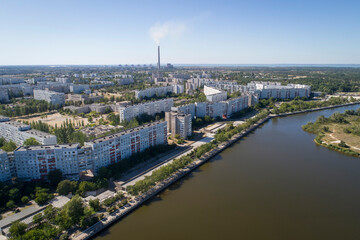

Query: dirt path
left=327, top=128, right=360, bottom=151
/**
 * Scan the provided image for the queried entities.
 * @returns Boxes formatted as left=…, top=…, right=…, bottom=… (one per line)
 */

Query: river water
left=94, top=105, right=360, bottom=240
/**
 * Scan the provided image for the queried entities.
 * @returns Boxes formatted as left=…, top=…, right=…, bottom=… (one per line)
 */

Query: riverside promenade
left=71, top=101, right=360, bottom=240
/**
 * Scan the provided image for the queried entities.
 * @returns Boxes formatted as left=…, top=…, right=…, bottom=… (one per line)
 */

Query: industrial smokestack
left=157, top=45, right=160, bottom=70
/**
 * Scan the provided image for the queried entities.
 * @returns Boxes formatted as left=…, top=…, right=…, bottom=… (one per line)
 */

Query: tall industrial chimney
left=157, top=45, right=160, bottom=70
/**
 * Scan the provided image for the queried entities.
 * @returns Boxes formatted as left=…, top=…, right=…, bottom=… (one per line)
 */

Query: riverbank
left=71, top=101, right=360, bottom=240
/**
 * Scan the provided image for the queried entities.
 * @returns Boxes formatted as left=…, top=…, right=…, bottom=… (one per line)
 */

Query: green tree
left=9, top=188, right=20, bottom=201
left=23, top=137, right=40, bottom=146
left=57, top=180, right=77, bottom=196
left=89, top=199, right=101, bottom=211
left=21, top=196, right=29, bottom=204
left=48, top=169, right=63, bottom=187
left=6, top=200, right=15, bottom=209
left=63, top=195, right=85, bottom=226
left=1, top=141, right=17, bottom=152
left=32, top=213, right=43, bottom=225
left=9, top=221, right=27, bottom=237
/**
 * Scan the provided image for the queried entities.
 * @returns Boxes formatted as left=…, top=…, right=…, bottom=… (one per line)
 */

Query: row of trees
left=273, top=97, right=355, bottom=114
left=0, top=99, right=59, bottom=117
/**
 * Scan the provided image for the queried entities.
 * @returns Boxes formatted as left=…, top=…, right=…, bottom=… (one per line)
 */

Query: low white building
left=204, top=86, right=228, bottom=102
left=0, top=118, right=57, bottom=146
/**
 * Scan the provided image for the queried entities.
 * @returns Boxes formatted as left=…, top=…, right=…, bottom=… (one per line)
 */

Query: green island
left=302, top=108, right=360, bottom=157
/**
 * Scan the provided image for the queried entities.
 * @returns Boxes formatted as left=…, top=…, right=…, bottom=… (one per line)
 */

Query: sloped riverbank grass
left=302, top=108, right=360, bottom=157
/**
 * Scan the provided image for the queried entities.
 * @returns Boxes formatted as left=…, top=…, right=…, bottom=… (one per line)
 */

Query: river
left=94, top=105, right=360, bottom=240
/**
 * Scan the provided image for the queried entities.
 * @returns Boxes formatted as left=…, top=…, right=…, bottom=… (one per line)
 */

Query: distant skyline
left=1, top=0, right=359, bottom=65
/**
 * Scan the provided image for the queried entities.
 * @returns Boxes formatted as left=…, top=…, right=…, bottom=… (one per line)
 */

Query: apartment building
left=85, top=121, right=167, bottom=173
left=0, top=89, right=9, bottom=103
left=55, top=77, right=71, bottom=83
left=135, top=85, right=184, bottom=99
left=0, top=117, right=57, bottom=146
left=70, top=84, right=90, bottom=94
left=119, top=98, right=173, bottom=122
left=165, top=112, right=192, bottom=139
left=0, top=150, right=11, bottom=182
left=247, top=81, right=311, bottom=99
left=171, top=103, right=196, bottom=119
left=117, top=75, right=134, bottom=85
left=195, top=94, right=250, bottom=119
left=0, top=77, right=25, bottom=85
left=14, top=143, right=87, bottom=181
left=204, top=86, right=228, bottom=102
left=0, top=121, right=167, bottom=182
left=33, top=89, right=65, bottom=106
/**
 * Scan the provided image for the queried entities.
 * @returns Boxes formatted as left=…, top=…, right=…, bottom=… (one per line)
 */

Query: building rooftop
left=118, top=98, right=173, bottom=109
left=16, top=143, right=80, bottom=151
left=25, top=129, right=56, bottom=138
left=0, top=115, right=10, bottom=122
left=87, top=121, right=165, bottom=144
left=0, top=120, right=30, bottom=129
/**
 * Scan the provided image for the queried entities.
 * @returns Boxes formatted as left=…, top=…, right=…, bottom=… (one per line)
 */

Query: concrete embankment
left=73, top=102, right=360, bottom=240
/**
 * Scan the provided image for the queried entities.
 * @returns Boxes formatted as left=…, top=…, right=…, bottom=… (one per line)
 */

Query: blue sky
left=0, top=0, right=359, bottom=65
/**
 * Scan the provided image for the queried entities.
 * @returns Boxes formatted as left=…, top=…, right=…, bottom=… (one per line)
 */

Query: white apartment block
left=171, top=103, right=196, bottom=119
left=14, top=143, right=87, bottom=181
left=204, top=86, right=228, bottom=102
left=135, top=85, right=183, bottom=99
left=195, top=95, right=249, bottom=119
left=55, top=77, right=71, bottom=83
left=0, top=117, right=57, bottom=146
left=70, top=84, right=90, bottom=93
left=0, top=121, right=168, bottom=182
left=117, top=75, right=134, bottom=85
left=85, top=121, right=167, bottom=173
left=0, top=77, right=25, bottom=85
left=247, top=81, right=311, bottom=99
left=135, top=86, right=173, bottom=99
left=165, top=112, right=192, bottom=139
left=34, top=89, right=65, bottom=106
left=0, top=150, right=11, bottom=182
left=0, top=89, right=9, bottom=103
left=119, top=98, right=173, bottom=122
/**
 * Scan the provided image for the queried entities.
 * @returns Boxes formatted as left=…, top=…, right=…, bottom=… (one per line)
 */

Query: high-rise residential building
left=14, top=143, right=87, bottom=181
left=85, top=121, right=167, bottom=173
left=0, top=150, right=11, bottom=182
left=165, top=111, right=192, bottom=139
left=33, top=89, right=65, bottom=106
left=171, top=103, right=196, bottom=119
left=0, top=89, right=9, bottom=103
left=119, top=98, right=173, bottom=122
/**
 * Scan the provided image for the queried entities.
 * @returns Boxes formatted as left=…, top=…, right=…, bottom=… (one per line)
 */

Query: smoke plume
left=149, top=21, right=186, bottom=45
